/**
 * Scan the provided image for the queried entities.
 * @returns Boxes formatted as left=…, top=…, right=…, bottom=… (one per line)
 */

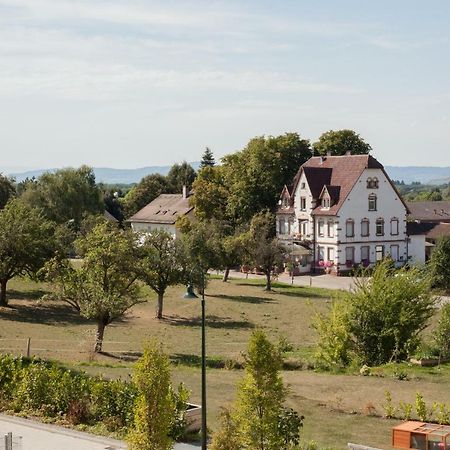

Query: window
left=366, top=177, right=373, bottom=188
left=368, top=194, right=377, bottom=211
left=367, top=177, right=379, bottom=189
left=322, top=197, right=330, bottom=208
left=318, top=246, right=324, bottom=261
left=300, top=220, right=308, bottom=236
left=361, top=246, right=370, bottom=263
left=346, top=219, right=355, bottom=237
left=283, top=197, right=289, bottom=208
left=361, top=218, right=370, bottom=237
left=300, top=197, right=306, bottom=211
left=327, top=221, right=334, bottom=238
left=375, top=245, right=384, bottom=261
left=327, top=247, right=334, bottom=262
left=279, top=219, right=286, bottom=235
left=345, top=247, right=355, bottom=265
left=376, top=218, right=384, bottom=236
left=301, top=182, right=306, bottom=189
left=390, top=245, right=399, bottom=261
left=318, top=220, right=324, bottom=237
left=390, top=218, right=399, bottom=235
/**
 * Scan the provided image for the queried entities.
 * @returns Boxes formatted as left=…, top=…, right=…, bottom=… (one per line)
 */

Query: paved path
left=0, top=414, right=199, bottom=450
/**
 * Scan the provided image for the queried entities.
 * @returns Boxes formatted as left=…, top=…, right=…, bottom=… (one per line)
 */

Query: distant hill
left=385, top=166, right=450, bottom=185
left=9, top=163, right=201, bottom=184
left=6, top=163, right=449, bottom=185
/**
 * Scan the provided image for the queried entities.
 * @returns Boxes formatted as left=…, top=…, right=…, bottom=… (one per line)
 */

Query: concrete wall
left=408, top=234, right=426, bottom=264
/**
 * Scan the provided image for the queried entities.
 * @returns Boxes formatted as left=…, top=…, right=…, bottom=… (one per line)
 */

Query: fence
left=0, top=338, right=144, bottom=360
left=0, top=433, right=22, bottom=450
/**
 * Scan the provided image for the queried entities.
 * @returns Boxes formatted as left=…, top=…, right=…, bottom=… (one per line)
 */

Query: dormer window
left=283, top=197, right=289, bottom=208
left=322, top=197, right=330, bottom=208
left=301, top=182, right=306, bottom=189
left=367, top=177, right=379, bottom=189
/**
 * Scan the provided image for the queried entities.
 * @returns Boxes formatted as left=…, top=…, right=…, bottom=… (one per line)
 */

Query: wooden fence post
left=26, top=338, right=31, bottom=358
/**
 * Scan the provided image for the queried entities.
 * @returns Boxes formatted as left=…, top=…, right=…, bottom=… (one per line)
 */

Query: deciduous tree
left=45, top=222, right=141, bottom=352
left=20, top=166, right=103, bottom=226
left=0, top=200, right=56, bottom=306
left=137, top=230, right=185, bottom=319
left=312, top=129, right=372, bottom=156
left=429, top=235, right=450, bottom=292
left=0, top=174, right=15, bottom=209
left=166, top=161, right=196, bottom=194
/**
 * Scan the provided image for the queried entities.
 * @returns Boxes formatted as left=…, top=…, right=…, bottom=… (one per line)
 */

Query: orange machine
left=392, top=422, right=450, bottom=450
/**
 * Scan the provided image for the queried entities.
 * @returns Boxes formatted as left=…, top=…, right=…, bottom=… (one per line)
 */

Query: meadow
left=1, top=275, right=449, bottom=449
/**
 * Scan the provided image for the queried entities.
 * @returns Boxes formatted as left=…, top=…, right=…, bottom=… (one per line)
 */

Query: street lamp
left=183, top=279, right=207, bottom=450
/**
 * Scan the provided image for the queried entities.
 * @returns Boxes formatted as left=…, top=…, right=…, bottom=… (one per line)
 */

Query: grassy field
left=1, top=276, right=449, bottom=449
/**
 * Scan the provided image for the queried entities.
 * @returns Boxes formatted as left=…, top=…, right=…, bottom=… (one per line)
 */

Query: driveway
left=0, top=414, right=199, bottom=450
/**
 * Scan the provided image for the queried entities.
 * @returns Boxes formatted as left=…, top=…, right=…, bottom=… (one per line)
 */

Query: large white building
left=276, top=153, right=411, bottom=274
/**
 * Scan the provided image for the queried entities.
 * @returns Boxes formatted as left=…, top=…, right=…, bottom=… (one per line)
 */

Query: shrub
left=434, top=303, right=450, bottom=359
left=429, top=236, right=450, bottom=292
left=383, top=391, right=396, bottom=419
left=416, top=393, right=428, bottom=422
left=399, top=402, right=413, bottom=421
left=315, top=261, right=434, bottom=367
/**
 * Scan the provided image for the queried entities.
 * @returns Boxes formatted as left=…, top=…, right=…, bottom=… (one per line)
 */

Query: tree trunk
left=222, top=267, right=230, bottom=282
left=264, top=271, right=272, bottom=291
left=94, top=320, right=106, bottom=353
left=156, top=292, right=164, bottom=319
left=0, top=279, right=8, bottom=307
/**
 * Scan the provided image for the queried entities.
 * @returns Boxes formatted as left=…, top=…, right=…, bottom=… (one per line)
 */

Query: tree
left=222, top=133, right=311, bottom=223
left=166, top=161, right=196, bottom=194
left=200, top=147, right=215, bottom=168
left=315, top=261, right=435, bottom=367
left=210, top=408, right=243, bottom=450
left=232, top=330, right=302, bottom=450
left=312, top=129, right=372, bottom=156
left=0, top=174, right=15, bottom=209
left=429, top=236, right=450, bottom=292
left=45, top=222, right=141, bottom=352
left=127, top=342, right=177, bottom=450
left=137, top=230, right=185, bottom=319
left=434, top=303, right=450, bottom=359
left=0, top=200, right=56, bottom=307
left=123, top=174, right=168, bottom=218
left=243, top=211, right=287, bottom=291
left=20, top=166, right=104, bottom=226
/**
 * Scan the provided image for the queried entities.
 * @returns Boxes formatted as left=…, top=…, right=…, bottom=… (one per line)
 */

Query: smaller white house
left=128, top=187, right=194, bottom=238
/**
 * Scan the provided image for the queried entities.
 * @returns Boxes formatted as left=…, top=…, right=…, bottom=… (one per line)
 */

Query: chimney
left=326, top=150, right=332, bottom=157
left=345, top=150, right=352, bottom=155
left=319, top=156, right=325, bottom=164
left=182, top=185, right=187, bottom=199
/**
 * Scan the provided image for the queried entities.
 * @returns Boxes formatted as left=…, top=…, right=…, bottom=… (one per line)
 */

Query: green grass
left=1, top=275, right=449, bottom=449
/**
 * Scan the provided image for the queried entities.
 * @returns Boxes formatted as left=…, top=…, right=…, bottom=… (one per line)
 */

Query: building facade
left=276, top=154, right=410, bottom=274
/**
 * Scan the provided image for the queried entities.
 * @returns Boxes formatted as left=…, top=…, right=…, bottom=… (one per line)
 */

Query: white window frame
left=346, top=219, right=355, bottom=237
left=390, top=218, right=399, bottom=236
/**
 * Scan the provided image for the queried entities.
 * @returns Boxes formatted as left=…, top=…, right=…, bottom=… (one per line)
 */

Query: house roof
left=406, top=221, right=450, bottom=239
left=407, top=201, right=450, bottom=222
left=128, top=194, right=193, bottom=225
left=291, top=154, right=402, bottom=216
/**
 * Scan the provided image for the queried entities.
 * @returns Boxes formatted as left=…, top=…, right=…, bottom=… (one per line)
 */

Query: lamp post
left=183, top=280, right=207, bottom=449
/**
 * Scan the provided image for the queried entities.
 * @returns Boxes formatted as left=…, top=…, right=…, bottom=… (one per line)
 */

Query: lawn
left=1, top=275, right=449, bottom=449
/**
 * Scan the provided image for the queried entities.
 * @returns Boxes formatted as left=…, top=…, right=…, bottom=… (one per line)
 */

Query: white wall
left=408, top=235, right=426, bottom=264
left=130, top=222, right=178, bottom=237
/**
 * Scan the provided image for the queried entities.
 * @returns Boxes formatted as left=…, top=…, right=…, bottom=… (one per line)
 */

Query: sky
left=0, top=0, right=449, bottom=170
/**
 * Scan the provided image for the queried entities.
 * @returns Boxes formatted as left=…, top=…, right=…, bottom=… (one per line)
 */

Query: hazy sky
left=1, top=0, right=449, bottom=170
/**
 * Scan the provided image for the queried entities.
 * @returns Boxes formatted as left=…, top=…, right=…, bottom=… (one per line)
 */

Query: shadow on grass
left=163, top=314, right=254, bottom=329
left=0, top=302, right=89, bottom=325
left=275, top=290, right=331, bottom=299
left=170, top=353, right=243, bottom=369
left=209, top=293, right=276, bottom=304
left=100, top=351, right=143, bottom=362
left=7, top=289, right=49, bottom=300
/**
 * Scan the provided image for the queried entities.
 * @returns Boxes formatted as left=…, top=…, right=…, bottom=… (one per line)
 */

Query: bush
left=315, top=261, right=435, bottom=367
left=434, top=303, right=450, bottom=359
left=429, top=236, right=450, bottom=292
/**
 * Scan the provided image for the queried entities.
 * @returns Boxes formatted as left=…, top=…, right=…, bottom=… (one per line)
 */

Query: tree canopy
left=0, top=200, right=56, bottom=306
left=123, top=173, right=168, bottom=218
left=0, top=174, right=16, bottom=209
left=429, top=235, right=450, bottom=293
left=200, top=147, right=215, bottom=168
left=20, top=166, right=104, bottom=226
left=166, top=161, right=196, bottom=194
left=312, top=129, right=372, bottom=156
left=45, top=222, right=141, bottom=352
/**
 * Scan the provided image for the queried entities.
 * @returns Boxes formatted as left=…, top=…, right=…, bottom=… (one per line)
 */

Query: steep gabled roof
left=129, top=194, right=193, bottom=225
left=290, top=154, right=407, bottom=216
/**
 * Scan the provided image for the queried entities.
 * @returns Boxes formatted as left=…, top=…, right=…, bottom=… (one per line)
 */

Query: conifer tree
left=200, top=147, right=215, bottom=168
